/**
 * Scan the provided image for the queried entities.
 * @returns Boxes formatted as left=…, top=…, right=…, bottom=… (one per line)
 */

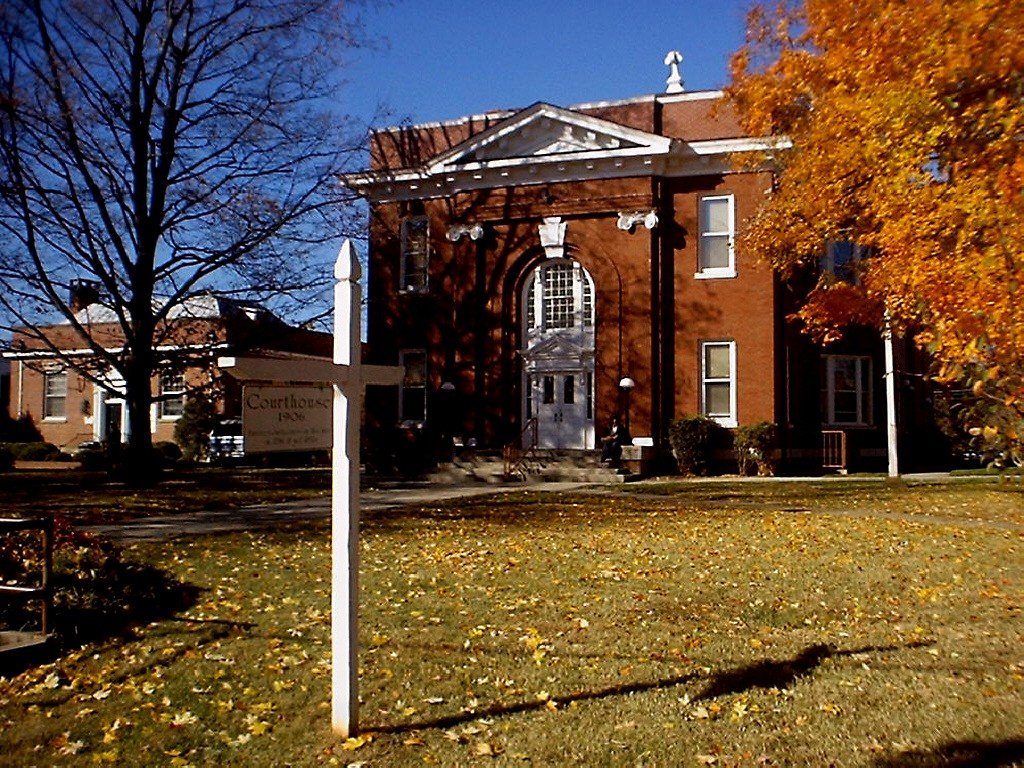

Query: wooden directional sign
left=219, top=240, right=401, bottom=737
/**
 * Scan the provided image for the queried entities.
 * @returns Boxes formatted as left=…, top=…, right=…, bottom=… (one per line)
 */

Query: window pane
left=702, top=198, right=730, bottom=232
left=543, top=263, right=575, bottom=329
left=832, top=358, right=857, bottom=391
left=44, top=372, right=67, bottom=418
left=542, top=375, right=554, bottom=404
left=563, top=375, right=574, bottom=405
left=705, top=344, right=731, bottom=379
left=833, top=391, right=859, bottom=422
left=401, top=389, right=425, bottom=422
left=401, top=216, right=429, bottom=291
left=705, top=382, right=731, bottom=416
left=700, top=235, right=730, bottom=269
left=402, top=353, right=426, bottom=387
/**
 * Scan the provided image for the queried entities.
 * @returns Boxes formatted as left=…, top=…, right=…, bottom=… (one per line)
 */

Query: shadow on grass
left=694, top=640, right=931, bottom=701
left=368, top=640, right=937, bottom=735
left=368, top=671, right=700, bottom=734
left=873, top=739, right=1024, bottom=767
left=1, top=530, right=202, bottom=676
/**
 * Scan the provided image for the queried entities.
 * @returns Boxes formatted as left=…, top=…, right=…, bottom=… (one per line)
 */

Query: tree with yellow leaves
left=727, top=0, right=1024, bottom=463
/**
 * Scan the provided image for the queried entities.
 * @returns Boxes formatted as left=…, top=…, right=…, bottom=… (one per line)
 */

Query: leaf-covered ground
left=1, top=479, right=1021, bottom=766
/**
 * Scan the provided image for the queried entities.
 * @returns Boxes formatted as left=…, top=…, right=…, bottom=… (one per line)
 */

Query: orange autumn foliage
left=727, top=0, right=1024, bottom=422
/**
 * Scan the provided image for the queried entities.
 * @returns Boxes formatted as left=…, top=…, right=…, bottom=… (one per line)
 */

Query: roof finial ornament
left=664, top=50, right=684, bottom=94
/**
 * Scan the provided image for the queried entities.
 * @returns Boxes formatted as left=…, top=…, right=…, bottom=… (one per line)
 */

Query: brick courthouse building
left=344, top=70, right=947, bottom=472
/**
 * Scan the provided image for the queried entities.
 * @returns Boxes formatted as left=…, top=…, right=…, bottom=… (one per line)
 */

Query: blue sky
left=341, top=0, right=753, bottom=129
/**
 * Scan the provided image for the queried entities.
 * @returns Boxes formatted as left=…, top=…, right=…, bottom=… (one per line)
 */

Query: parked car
left=208, top=418, right=244, bottom=461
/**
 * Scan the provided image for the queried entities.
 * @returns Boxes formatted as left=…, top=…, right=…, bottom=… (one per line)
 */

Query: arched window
left=523, top=260, right=594, bottom=332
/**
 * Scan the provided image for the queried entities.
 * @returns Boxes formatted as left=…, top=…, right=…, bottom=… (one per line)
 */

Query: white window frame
left=43, top=369, right=68, bottom=421
left=701, top=340, right=737, bottom=428
left=822, top=355, right=873, bottom=427
left=399, top=215, right=429, bottom=293
left=696, top=194, right=736, bottom=279
left=158, top=371, right=186, bottom=420
left=398, top=349, right=427, bottom=425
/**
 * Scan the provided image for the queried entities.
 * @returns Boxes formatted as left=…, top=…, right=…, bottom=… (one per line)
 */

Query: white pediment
left=521, top=329, right=595, bottom=364
left=426, top=103, right=674, bottom=174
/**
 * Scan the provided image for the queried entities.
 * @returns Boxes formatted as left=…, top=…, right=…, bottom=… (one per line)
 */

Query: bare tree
left=0, top=0, right=368, bottom=478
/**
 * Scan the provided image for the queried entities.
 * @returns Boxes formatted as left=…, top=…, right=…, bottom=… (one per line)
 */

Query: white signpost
left=219, top=240, right=402, bottom=737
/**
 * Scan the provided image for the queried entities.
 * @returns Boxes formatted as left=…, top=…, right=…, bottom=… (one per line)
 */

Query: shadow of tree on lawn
left=695, top=640, right=934, bottom=701
left=367, top=639, right=936, bottom=735
left=368, top=671, right=700, bottom=735
left=873, top=740, right=1024, bottom=767
left=1, top=521, right=202, bottom=676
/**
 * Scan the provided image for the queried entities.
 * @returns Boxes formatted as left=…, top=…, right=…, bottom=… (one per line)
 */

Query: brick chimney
left=69, top=279, right=101, bottom=312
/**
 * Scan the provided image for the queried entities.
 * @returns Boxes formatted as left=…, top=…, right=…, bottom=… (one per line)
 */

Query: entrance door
left=103, top=400, right=124, bottom=445
left=532, top=372, right=591, bottom=449
left=521, top=259, right=596, bottom=449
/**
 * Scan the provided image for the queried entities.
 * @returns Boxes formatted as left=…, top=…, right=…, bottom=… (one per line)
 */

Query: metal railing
left=503, top=418, right=539, bottom=480
left=822, top=430, right=848, bottom=473
left=0, top=517, right=54, bottom=641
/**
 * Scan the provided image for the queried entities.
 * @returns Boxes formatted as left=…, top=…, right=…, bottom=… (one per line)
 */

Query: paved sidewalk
left=83, top=480, right=589, bottom=543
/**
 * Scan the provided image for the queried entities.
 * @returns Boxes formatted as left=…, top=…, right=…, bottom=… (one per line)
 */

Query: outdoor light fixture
left=616, top=210, right=658, bottom=232
left=446, top=223, right=485, bottom=242
left=619, top=377, right=636, bottom=435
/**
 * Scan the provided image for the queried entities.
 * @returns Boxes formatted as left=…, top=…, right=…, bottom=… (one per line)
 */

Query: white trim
left=423, top=103, right=674, bottom=175
left=657, top=90, right=726, bottom=103
left=3, top=342, right=230, bottom=359
left=701, top=340, right=737, bottom=428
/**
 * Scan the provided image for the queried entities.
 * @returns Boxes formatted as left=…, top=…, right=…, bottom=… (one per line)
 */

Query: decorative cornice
left=617, top=210, right=658, bottom=231
left=446, top=222, right=485, bottom=242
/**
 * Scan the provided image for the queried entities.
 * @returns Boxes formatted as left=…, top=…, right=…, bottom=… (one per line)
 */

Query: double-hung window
left=400, top=215, right=429, bottom=292
left=43, top=370, right=68, bottom=420
left=701, top=341, right=736, bottom=427
left=697, top=194, right=736, bottom=279
left=158, top=372, right=186, bottom=419
left=399, top=350, right=427, bottom=424
left=821, top=355, right=872, bottom=426
left=821, top=240, right=867, bottom=284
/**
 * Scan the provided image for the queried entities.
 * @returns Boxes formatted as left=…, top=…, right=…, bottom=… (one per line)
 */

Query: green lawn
left=1, top=478, right=1022, bottom=766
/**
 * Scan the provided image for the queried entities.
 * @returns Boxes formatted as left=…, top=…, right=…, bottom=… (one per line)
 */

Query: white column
left=332, top=240, right=362, bottom=737
left=884, top=319, right=899, bottom=478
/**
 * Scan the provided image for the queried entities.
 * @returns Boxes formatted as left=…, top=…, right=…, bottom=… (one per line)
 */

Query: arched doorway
left=520, top=258, right=595, bottom=449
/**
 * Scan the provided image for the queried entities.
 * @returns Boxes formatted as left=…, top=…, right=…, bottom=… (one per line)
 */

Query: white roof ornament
left=664, top=51, right=684, bottom=94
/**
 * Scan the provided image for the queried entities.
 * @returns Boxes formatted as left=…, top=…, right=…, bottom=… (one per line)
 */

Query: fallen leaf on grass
left=342, top=735, right=372, bottom=751
left=474, top=741, right=503, bottom=756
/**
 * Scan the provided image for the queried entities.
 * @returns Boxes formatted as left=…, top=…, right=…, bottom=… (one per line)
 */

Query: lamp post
left=618, top=377, right=635, bottom=437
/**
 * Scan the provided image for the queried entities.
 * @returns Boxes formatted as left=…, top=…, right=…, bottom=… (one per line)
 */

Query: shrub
left=73, top=445, right=108, bottom=471
left=734, top=421, right=779, bottom=476
left=174, top=394, right=217, bottom=461
left=154, top=441, right=183, bottom=466
left=1, top=441, right=62, bottom=461
left=668, top=416, right=720, bottom=476
left=0, top=446, right=13, bottom=472
left=0, top=413, right=43, bottom=442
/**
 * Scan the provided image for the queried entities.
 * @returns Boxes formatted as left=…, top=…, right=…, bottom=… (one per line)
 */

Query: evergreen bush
left=174, top=394, right=217, bottom=461
left=668, top=416, right=720, bottom=476
left=0, top=441, right=62, bottom=461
